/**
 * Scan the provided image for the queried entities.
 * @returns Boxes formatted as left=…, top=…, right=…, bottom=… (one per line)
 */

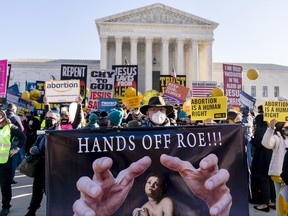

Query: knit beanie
left=89, top=113, right=98, bottom=123
left=178, top=110, right=187, bottom=119
left=108, top=110, right=123, bottom=126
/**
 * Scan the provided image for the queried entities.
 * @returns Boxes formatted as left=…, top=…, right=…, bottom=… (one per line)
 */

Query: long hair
left=0, top=109, right=11, bottom=126
left=275, top=122, right=286, bottom=139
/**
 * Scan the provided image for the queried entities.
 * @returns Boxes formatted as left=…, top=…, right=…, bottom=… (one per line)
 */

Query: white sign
left=45, top=80, right=80, bottom=103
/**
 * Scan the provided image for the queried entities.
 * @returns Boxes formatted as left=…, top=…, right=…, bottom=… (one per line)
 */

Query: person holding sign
left=261, top=119, right=288, bottom=213
left=72, top=154, right=232, bottom=216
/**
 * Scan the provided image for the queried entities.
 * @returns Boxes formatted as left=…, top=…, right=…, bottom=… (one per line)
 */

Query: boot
left=24, top=208, right=36, bottom=216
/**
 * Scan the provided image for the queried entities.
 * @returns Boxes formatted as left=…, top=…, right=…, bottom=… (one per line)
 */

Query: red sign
left=223, top=64, right=243, bottom=107
left=163, top=82, right=190, bottom=103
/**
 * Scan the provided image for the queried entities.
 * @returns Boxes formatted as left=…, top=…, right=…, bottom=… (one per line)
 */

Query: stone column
left=100, top=35, right=108, bottom=70
left=205, top=40, right=213, bottom=81
left=130, top=37, right=138, bottom=65
left=198, top=41, right=206, bottom=81
left=176, top=38, right=185, bottom=75
left=115, top=36, right=123, bottom=65
left=145, top=37, right=153, bottom=91
left=161, top=37, right=169, bottom=75
left=199, top=40, right=213, bottom=81
left=191, top=39, right=199, bottom=81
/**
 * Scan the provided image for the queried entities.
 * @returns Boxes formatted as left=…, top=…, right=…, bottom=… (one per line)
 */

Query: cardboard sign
left=190, top=96, right=227, bottom=121
left=263, top=100, right=288, bottom=122
left=45, top=80, right=80, bottom=103
left=223, top=64, right=242, bottom=107
left=163, top=82, right=189, bottom=103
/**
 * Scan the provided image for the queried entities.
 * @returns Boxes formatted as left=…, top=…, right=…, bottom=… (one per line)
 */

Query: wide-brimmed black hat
left=140, top=96, right=174, bottom=115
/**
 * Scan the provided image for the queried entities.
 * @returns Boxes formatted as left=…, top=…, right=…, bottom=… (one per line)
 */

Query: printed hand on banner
left=160, top=153, right=232, bottom=216
left=72, top=156, right=151, bottom=216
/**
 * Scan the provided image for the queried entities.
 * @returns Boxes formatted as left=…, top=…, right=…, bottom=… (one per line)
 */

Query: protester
left=0, top=109, right=26, bottom=216
left=125, top=108, right=144, bottom=122
left=97, top=111, right=108, bottom=128
left=73, top=154, right=232, bottom=216
left=85, top=113, right=99, bottom=129
left=48, top=96, right=83, bottom=130
left=5, top=103, right=25, bottom=184
left=107, top=109, right=124, bottom=128
left=140, top=96, right=173, bottom=127
left=262, top=119, right=288, bottom=214
left=226, top=110, right=242, bottom=124
left=23, top=110, right=40, bottom=155
left=24, top=110, right=60, bottom=216
left=250, top=114, right=275, bottom=212
left=240, top=106, right=254, bottom=168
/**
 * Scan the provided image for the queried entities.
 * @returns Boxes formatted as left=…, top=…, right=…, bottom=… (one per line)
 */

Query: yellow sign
left=121, top=96, right=141, bottom=109
left=263, top=100, right=288, bottom=122
left=190, top=96, right=227, bottom=121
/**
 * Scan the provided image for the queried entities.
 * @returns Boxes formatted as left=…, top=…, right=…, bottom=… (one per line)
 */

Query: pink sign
left=0, top=60, right=8, bottom=98
left=223, top=64, right=243, bottom=107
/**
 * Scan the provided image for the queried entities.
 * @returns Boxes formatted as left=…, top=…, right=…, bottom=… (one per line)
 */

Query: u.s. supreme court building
left=7, top=3, right=288, bottom=106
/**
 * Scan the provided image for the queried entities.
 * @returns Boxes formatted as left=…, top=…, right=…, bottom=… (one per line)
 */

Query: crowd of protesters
left=1, top=94, right=288, bottom=215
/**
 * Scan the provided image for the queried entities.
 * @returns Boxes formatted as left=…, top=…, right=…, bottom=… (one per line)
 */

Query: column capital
left=176, top=38, right=185, bottom=43
left=100, top=35, right=108, bottom=41
left=201, top=39, right=214, bottom=46
left=161, top=37, right=170, bottom=43
left=130, top=36, right=138, bottom=43
left=145, top=37, right=154, bottom=44
left=191, top=39, right=199, bottom=45
left=115, top=36, right=123, bottom=43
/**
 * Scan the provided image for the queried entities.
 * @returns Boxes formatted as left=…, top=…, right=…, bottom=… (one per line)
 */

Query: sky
left=1, top=0, right=288, bottom=66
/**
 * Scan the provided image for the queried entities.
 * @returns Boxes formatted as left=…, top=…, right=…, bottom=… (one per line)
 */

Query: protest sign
left=97, top=98, right=119, bottom=112
left=191, top=81, right=217, bottom=98
left=0, top=60, right=8, bottom=103
left=163, top=82, right=190, bottom=103
left=88, top=70, right=116, bottom=110
left=61, top=64, right=87, bottom=105
left=46, top=125, right=248, bottom=216
left=240, top=90, right=256, bottom=109
left=159, top=75, right=186, bottom=94
left=223, top=64, right=242, bottom=107
left=112, top=65, right=138, bottom=98
left=45, top=80, right=80, bottom=103
left=189, top=96, right=227, bottom=121
left=263, top=100, right=288, bottom=122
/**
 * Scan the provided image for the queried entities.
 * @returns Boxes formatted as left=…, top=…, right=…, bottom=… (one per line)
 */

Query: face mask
left=151, top=111, right=166, bottom=125
left=283, top=129, right=288, bottom=136
left=61, top=118, right=69, bottom=125
left=45, top=119, right=53, bottom=128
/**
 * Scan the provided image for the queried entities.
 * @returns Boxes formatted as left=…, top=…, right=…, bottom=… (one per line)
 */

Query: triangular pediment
left=96, top=3, right=218, bottom=27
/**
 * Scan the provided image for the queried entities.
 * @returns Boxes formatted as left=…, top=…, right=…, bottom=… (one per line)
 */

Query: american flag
left=191, top=81, right=217, bottom=97
left=171, top=66, right=177, bottom=80
left=124, top=57, right=130, bottom=66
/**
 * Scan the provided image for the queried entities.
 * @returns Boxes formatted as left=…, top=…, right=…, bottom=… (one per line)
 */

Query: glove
left=29, top=146, right=40, bottom=155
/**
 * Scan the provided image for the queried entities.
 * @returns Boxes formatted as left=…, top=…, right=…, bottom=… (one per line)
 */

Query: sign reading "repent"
left=45, top=80, right=80, bottom=103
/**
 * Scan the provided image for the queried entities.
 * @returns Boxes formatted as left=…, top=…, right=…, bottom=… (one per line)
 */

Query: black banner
left=46, top=124, right=248, bottom=216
